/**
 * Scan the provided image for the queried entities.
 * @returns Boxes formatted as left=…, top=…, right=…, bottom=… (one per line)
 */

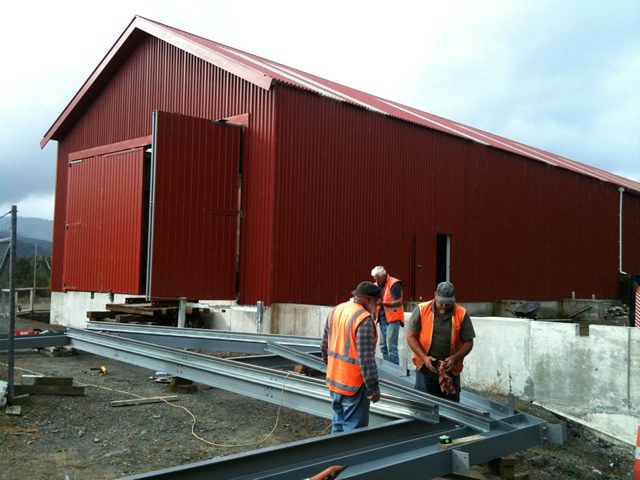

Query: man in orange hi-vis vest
left=407, top=281, right=475, bottom=402
left=322, top=281, right=382, bottom=433
left=371, top=266, right=404, bottom=365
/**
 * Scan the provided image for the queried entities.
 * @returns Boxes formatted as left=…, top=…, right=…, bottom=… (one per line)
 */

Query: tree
left=0, top=256, right=50, bottom=289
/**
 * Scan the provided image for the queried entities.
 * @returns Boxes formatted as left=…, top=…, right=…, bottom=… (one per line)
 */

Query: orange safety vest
left=326, top=301, right=377, bottom=396
left=377, top=275, right=404, bottom=324
left=412, top=300, right=467, bottom=376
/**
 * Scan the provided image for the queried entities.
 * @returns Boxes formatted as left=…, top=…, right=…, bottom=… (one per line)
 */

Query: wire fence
left=0, top=206, right=16, bottom=401
left=0, top=206, right=52, bottom=402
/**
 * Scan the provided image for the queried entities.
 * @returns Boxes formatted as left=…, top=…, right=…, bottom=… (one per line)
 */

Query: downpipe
left=618, top=187, right=626, bottom=275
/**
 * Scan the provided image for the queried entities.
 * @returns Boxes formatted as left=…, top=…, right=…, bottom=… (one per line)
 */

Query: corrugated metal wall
left=63, top=149, right=144, bottom=293
left=273, top=86, right=640, bottom=304
left=51, top=33, right=640, bottom=306
left=52, top=36, right=276, bottom=304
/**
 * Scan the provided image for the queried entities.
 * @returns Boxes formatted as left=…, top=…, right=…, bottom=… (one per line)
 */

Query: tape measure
left=439, top=435, right=452, bottom=445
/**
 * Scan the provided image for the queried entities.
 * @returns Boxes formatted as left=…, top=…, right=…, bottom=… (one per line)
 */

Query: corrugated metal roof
left=41, top=15, right=640, bottom=194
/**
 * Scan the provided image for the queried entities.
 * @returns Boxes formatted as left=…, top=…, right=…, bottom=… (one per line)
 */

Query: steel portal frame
left=6, top=323, right=566, bottom=479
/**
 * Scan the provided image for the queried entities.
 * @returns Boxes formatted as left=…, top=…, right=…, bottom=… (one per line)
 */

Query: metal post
left=178, top=297, right=186, bottom=328
left=7, top=205, right=17, bottom=402
left=145, top=111, right=158, bottom=301
left=256, top=301, right=264, bottom=333
left=618, top=187, right=625, bottom=274
left=31, top=244, right=37, bottom=311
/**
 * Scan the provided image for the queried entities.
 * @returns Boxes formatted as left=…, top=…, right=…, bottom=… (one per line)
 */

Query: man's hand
left=368, top=392, right=381, bottom=403
left=441, top=356, right=455, bottom=372
left=309, top=465, right=345, bottom=480
left=424, top=355, right=438, bottom=373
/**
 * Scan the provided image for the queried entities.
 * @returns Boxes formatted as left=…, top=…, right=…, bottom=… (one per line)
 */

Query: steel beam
left=119, top=419, right=461, bottom=480
left=87, top=322, right=493, bottom=431
left=119, top=411, right=551, bottom=479
left=66, top=329, right=437, bottom=424
left=67, top=324, right=565, bottom=480
left=0, top=333, right=69, bottom=351
left=265, top=341, right=491, bottom=432
left=86, top=322, right=320, bottom=353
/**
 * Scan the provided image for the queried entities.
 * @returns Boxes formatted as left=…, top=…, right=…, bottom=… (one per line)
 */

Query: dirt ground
left=0, top=316, right=635, bottom=480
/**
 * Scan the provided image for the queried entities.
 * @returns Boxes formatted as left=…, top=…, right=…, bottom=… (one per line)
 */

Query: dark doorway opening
left=435, top=234, right=451, bottom=287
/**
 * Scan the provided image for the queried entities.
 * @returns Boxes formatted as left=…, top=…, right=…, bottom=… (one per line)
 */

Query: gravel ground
left=0, top=316, right=635, bottom=479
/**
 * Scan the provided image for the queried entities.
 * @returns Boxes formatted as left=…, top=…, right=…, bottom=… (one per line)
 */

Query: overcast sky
left=0, top=0, right=638, bottom=220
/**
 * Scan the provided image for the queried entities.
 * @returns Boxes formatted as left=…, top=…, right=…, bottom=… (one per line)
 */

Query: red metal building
left=41, top=16, right=640, bottom=307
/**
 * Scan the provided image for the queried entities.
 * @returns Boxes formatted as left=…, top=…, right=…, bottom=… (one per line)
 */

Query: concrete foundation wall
left=51, top=291, right=137, bottom=329
left=464, top=317, right=639, bottom=444
left=201, top=304, right=272, bottom=334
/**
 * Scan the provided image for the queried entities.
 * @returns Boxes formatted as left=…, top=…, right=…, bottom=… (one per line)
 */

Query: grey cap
left=352, top=281, right=382, bottom=298
left=436, top=281, right=456, bottom=304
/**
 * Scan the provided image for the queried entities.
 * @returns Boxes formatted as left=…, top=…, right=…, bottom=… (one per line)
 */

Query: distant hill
left=15, top=217, right=53, bottom=242
left=0, top=234, right=52, bottom=258
left=0, top=217, right=53, bottom=258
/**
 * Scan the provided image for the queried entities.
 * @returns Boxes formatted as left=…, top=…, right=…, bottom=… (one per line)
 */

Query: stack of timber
left=87, top=297, right=207, bottom=327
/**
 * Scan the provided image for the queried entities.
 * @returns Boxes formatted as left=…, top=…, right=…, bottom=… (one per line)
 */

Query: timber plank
left=106, top=304, right=157, bottom=316
left=110, top=395, right=179, bottom=407
left=86, top=311, right=114, bottom=319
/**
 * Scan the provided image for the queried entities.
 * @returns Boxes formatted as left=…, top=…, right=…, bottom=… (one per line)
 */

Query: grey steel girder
left=119, top=411, right=552, bottom=480
left=265, top=341, right=491, bottom=432
left=66, top=328, right=438, bottom=424
left=0, top=332, right=69, bottom=351
left=86, top=321, right=320, bottom=353
left=70, top=324, right=566, bottom=480
left=85, top=323, right=493, bottom=430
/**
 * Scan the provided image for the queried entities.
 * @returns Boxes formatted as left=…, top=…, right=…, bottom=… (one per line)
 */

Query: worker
left=406, top=281, right=475, bottom=402
left=371, top=266, right=404, bottom=365
left=322, top=281, right=381, bottom=433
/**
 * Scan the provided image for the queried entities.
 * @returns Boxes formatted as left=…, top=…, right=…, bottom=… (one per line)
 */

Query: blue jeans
left=415, top=365, right=461, bottom=402
left=379, top=318, right=401, bottom=365
left=330, top=386, right=370, bottom=433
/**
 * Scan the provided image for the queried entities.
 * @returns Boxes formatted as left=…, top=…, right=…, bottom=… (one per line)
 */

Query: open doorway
left=435, top=234, right=451, bottom=286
